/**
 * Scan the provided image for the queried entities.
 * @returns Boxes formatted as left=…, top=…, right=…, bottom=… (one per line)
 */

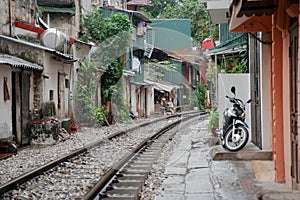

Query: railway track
left=0, top=112, right=205, bottom=199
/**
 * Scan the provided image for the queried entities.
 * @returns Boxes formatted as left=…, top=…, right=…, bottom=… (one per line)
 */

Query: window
left=49, top=90, right=54, bottom=101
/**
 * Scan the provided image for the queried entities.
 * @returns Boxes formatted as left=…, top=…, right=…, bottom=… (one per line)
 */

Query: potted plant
left=206, top=109, right=219, bottom=137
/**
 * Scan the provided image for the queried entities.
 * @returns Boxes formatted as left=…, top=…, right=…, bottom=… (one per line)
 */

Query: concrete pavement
left=154, top=118, right=215, bottom=200
left=152, top=117, right=300, bottom=200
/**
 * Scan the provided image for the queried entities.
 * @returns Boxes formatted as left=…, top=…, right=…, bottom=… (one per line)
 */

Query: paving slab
left=164, top=167, right=186, bottom=175
left=160, top=175, right=185, bottom=194
left=188, top=148, right=209, bottom=169
left=154, top=194, right=185, bottom=200
left=185, top=168, right=213, bottom=194
left=186, top=193, right=215, bottom=200
left=152, top=119, right=298, bottom=200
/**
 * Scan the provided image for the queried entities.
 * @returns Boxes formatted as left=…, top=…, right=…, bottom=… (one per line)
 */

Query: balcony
left=205, top=0, right=231, bottom=24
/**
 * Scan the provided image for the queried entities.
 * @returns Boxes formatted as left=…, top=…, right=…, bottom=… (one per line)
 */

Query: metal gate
left=289, top=19, right=299, bottom=189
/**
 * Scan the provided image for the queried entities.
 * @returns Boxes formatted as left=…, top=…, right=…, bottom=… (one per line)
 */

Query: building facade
left=207, top=0, right=300, bottom=190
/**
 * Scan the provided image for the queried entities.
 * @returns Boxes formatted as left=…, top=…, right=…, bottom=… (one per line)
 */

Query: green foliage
left=111, top=76, right=131, bottom=123
left=142, top=0, right=218, bottom=44
left=193, top=84, right=207, bottom=111
left=81, top=10, right=132, bottom=69
left=81, top=10, right=131, bottom=43
left=206, top=109, right=219, bottom=133
left=95, top=106, right=109, bottom=126
left=141, top=0, right=177, bottom=18
left=218, top=50, right=248, bottom=73
left=75, top=59, right=98, bottom=124
left=81, top=9, right=132, bottom=105
left=101, top=59, right=123, bottom=102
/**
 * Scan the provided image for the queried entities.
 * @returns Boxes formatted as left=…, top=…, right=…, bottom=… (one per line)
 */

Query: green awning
left=39, top=6, right=75, bottom=14
left=208, top=33, right=247, bottom=54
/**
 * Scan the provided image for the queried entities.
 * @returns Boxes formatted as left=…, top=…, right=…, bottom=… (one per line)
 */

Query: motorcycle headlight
left=228, top=107, right=237, bottom=117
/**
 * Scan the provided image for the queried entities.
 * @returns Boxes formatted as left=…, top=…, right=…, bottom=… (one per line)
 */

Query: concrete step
left=210, top=142, right=272, bottom=160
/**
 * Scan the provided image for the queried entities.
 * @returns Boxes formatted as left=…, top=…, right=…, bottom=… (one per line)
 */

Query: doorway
left=12, top=71, right=31, bottom=145
left=250, top=33, right=262, bottom=149
left=289, top=19, right=299, bottom=190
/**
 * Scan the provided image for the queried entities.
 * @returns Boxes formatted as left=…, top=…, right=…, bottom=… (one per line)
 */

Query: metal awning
left=230, top=0, right=276, bottom=18
left=144, top=80, right=179, bottom=92
left=0, top=53, right=43, bottom=71
left=207, top=33, right=247, bottom=55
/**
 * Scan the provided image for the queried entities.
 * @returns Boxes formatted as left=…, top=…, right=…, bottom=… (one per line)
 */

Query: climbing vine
left=81, top=9, right=132, bottom=123
left=75, top=59, right=98, bottom=124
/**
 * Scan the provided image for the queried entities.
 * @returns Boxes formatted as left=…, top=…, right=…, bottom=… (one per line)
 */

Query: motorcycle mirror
left=231, top=86, right=236, bottom=95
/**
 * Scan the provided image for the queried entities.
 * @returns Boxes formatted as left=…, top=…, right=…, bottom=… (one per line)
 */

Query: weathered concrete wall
left=12, top=0, right=35, bottom=23
left=0, top=1, right=9, bottom=35
left=0, top=66, right=13, bottom=139
left=146, top=86, right=154, bottom=116
left=260, top=32, right=272, bottom=151
left=47, top=13, right=76, bottom=37
left=81, top=0, right=92, bottom=13
left=0, top=0, right=36, bottom=37
left=42, top=52, right=70, bottom=117
left=0, top=38, right=44, bottom=65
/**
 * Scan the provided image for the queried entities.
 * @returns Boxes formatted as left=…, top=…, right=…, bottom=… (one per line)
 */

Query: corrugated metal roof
left=147, top=19, right=192, bottom=51
left=39, top=6, right=75, bottom=14
left=0, top=53, right=43, bottom=71
left=207, top=33, right=247, bottom=54
left=0, top=35, right=77, bottom=62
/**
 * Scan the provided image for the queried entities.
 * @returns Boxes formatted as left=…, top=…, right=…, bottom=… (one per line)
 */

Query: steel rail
left=0, top=111, right=199, bottom=195
left=83, top=112, right=203, bottom=200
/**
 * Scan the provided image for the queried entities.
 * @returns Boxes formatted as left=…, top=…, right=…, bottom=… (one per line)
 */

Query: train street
left=0, top=112, right=294, bottom=200
left=2, top=1, right=300, bottom=199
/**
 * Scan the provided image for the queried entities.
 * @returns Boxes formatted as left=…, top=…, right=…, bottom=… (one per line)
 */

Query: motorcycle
left=217, top=86, right=251, bottom=151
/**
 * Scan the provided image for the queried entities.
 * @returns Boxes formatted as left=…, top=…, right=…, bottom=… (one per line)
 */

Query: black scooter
left=217, top=86, right=251, bottom=151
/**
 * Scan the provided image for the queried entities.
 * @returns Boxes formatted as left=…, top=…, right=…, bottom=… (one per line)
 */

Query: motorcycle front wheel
left=223, top=125, right=249, bottom=151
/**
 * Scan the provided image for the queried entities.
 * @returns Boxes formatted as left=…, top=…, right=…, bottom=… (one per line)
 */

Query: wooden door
left=21, top=72, right=31, bottom=145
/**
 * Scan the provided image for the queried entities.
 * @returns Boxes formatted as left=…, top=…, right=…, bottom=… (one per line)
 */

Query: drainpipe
left=214, top=54, right=218, bottom=109
left=8, top=0, right=12, bottom=36
left=68, top=63, right=73, bottom=117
